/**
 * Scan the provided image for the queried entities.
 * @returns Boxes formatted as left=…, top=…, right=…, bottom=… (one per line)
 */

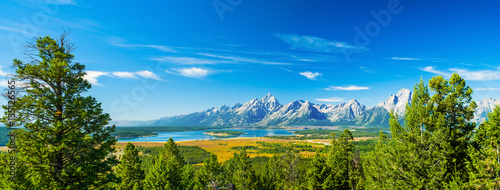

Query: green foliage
left=200, top=153, right=224, bottom=189
left=116, top=142, right=145, bottom=190
left=143, top=138, right=184, bottom=190
left=0, top=35, right=118, bottom=189
left=450, top=105, right=500, bottom=188
left=227, top=148, right=258, bottom=189
left=364, top=74, right=477, bottom=189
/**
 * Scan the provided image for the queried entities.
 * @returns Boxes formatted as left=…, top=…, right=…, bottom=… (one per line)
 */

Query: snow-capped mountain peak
left=376, top=88, right=412, bottom=116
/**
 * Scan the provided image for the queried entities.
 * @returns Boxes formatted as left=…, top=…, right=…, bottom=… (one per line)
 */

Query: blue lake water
left=117, top=128, right=297, bottom=142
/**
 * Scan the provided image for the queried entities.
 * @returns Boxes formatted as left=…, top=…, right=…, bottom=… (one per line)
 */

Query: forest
left=1, top=35, right=500, bottom=190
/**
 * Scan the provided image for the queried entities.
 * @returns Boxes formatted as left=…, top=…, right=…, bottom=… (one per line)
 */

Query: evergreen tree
left=143, top=138, right=184, bottom=190
left=0, top=34, right=118, bottom=189
left=364, top=74, right=477, bottom=189
left=323, top=129, right=354, bottom=189
left=180, top=164, right=198, bottom=190
left=260, top=155, right=283, bottom=190
left=231, top=148, right=258, bottom=190
left=116, top=142, right=145, bottom=190
left=307, top=153, right=327, bottom=190
left=202, top=153, right=223, bottom=189
left=448, top=105, right=500, bottom=189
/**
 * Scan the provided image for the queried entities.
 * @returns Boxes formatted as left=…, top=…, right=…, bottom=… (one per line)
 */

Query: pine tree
left=260, top=154, right=283, bottom=190
left=449, top=105, right=500, bottom=189
left=323, top=129, right=354, bottom=189
left=306, top=152, right=327, bottom=190
left=143, top=138, right=184, bottom=190
left=202, top=153, right=223, bottom=189
left=0, top=34, right=118, bottom=189
left=231, top=148, right=257, bottom=190
left=180, top=163, right=198, bottom=190
left=364, top=74, right=477, bottom=189
left=116, top=142, right=145, bottom=190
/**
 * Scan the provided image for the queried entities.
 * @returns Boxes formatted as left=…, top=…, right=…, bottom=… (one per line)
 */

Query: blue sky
left=0, top=0, right=499, bottom=121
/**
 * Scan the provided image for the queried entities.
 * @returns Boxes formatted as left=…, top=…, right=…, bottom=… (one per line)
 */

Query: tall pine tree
left=115, top=142, right=145, bottom=190
left=364, top=74, right=477, bottom=189
left=0, top=34, right=118, bottom=189
left=143, top=138, right=184, bottom=190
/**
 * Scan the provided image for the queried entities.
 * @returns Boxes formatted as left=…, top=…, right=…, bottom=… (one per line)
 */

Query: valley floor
left=114, top=136, right=376, bottom=162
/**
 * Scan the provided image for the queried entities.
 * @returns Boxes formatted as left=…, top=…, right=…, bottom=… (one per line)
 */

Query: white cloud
left=0, top=80, right=9, bottom=87
left=325, top=85, right=370, bottom=91
left=420, top=66, right=449, bottom=76
left=274, top=33, right=366, bottom=52
left=420, top=66, right=500, bottom=81
left=391, top=57, right=421, bottom=61
left=112, top=72, right=137, bottom=78
left=84, top=71, right=108, bottom=86
left=449, top=68, right=500, bottom=81
left=316, top=97, right=346, bottom=102
left=174, top=67, right=209, bottom=78
left=136, top=70, right=160, bottom=80
left=476, top=87, right=500, bottom=91
left=299, top=71, right=322, bottom=80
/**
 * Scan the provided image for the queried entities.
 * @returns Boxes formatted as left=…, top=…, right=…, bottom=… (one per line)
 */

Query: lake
left=117, top=128, right=297, bottom=142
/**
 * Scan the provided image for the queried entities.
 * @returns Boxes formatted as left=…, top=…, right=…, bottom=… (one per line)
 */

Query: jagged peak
left=347, top=99, right=359, bottom=104
left=396, top=88, right=411, bottom=96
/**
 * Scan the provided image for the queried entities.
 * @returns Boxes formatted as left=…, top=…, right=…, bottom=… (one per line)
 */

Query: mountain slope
left=377, top=88, right=412, bottom=116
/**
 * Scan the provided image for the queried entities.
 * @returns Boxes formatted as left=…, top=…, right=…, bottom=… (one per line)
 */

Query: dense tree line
left=1, top=35, right=500, bottom=189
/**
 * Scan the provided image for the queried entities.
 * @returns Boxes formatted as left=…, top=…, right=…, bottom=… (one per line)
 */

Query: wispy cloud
left=316, top=97, right=346, bottom=102
left=151, top=56, right=228, bottom=65
left=324, top=85, right=370, bottom=91
left=360, top=66, right=376, bottom=74
left=173, top=67, right=209, bottom=78
left=390, top=57, right=421, bottom=61
left=0, top=26, right=35, bottom=36
left=274, top=33, right=366, bottom=53
left=152, top=53, right=289, bottom=65
left=197, top=53, right=289, bottom=65
left=420, top=66, right=449, bottom=76
left=476, top=87, right=500, bottom=91
left=45, top=0, right=76, bottom=5
left=111, top=71, right=161, bottom=80
left=420, top=66, right=500, bottom=81
left=84, top=71, right=108, bottom=86
left=109, top=37, right=175, bottom=52
left=136, top=70, right=160, bottom=80
left=299, top=71, right=322, bottom=80
left=86, top=70, right=161, bottom=85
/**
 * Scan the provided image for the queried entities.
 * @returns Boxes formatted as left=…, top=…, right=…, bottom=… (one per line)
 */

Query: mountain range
left=111, top=88, right=500, bottom=127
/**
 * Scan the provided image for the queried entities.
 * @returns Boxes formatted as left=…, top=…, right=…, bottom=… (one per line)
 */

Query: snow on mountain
left=260, top=100, right=327, bottom=126
left=376, top=88, right=412, bottom=116
left=473, top=97, right=500, bottom=123
left=315, top=99, right=367, bottom=122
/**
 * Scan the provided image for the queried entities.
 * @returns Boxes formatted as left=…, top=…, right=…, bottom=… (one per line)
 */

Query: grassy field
left=115, top=136, right=376, bottom=163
